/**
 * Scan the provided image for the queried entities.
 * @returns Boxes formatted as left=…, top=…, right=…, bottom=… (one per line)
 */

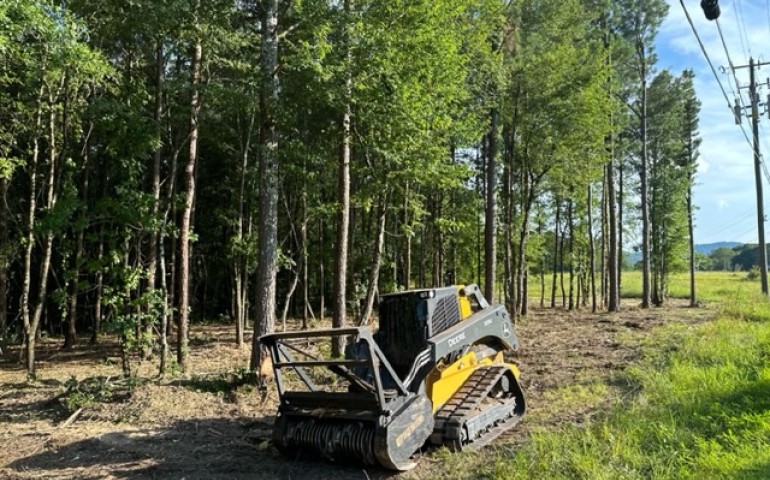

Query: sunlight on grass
left=479, top=316, right=770, bottom=479
left=528, top=383, right=609, bottom=423
left=532, top=271, right=764, bottom=305
left=618, top=271, right=763, bottom=304
left=433, top=274, right=770, bottom=480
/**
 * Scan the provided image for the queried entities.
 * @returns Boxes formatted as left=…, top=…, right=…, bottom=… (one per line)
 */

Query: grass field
left=432, top=271, right=770, bottom=479
left=619, top=270, right=761, bottom=303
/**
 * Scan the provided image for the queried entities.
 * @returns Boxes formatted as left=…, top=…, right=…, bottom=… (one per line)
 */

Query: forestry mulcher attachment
left=260, top=284, right=525, bottom=471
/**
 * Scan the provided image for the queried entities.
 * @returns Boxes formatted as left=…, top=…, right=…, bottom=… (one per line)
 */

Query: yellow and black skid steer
left=260, top=284, right=525, bottom=471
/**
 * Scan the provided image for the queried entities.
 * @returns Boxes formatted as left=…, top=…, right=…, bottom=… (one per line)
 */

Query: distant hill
left=695, top=242, right=742, bottom=255
left=624, top=251, right=642, bottom=266
left=622, top=242, right=742, bottom=267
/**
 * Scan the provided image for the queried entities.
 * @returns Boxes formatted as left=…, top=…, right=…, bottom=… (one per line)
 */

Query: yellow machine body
left=427, top=351, right=521, bottom=413
left=457, top=285, right=473, bottom=319
left=426, top=285, right=521, bottom=413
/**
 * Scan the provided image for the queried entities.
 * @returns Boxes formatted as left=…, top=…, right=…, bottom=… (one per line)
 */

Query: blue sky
left=656, top=0, right=770, bottom=244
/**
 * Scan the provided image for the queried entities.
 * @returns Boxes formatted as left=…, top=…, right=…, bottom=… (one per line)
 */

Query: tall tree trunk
left=562, top=197, right=576, bottom=310
left=159, top=226, right=169, bottom=374
left=178, top=18, right=203, bottom=371
left=235, top=105, right=256, bottom=346
left=504, top=94, right=520, bottom=316
left=649, top=204, right=659, bottom=305
left=92, top=168, right=108, bottom=344
left=422, top=201, right=429, bottom=288
left=603, top=18, right=619, bottom=313
left=250, top=0, right=280, bottom=372
left=30, top=89, right=60, bottom=376
left=168, top=177, right=178, bottom=335
left=587, top=185, right=597, bottom=312
left=521, top=268, right=529, bottom=315
left=476, top=147, right=483, bottom=287
left=158, top=146, right=179, bottom=372
left=281, top=266, right=301, bottom=332
left=21, top=86, right=45, bottom=377
left=601, top=169, right=608, bottom=307
left=539, top=223, right=545, bottom=308
left=402, top=182, right=411, bottom=289
left=0, top=177, right=8, bottom=336
left=516, top=173, right=535, bottom=317
left=560, top=222, right=567, bottom=307
left=302, top=172, right=309, bottom=329
left=319, top=216, right=325, bottom=321
left=432, top=193, right=444, bottom=286
left=449, top=200, right=457, bottom=286
left=607, top=159, right=619, bottom=311
left=358, top=195, right=387, bottom=326
left=550, top=198, right=560, bottom=308
left=145, top=41, right=164, bottom=353
left=233, top=267, right=244, bottom=343
left=687, top=181, right=696, bottom=308
left=502, top=124, right=514, bottom=318
left=640, top=67, right=651, bottom=308
left=618, top=160, right=624, bottom=296
left=332, top=0, right=353, bottom=357
left=606, top=145, right=619, bottom=310
left=484, top=109, right=498, bottom=302
left=124, top=239, right=135, bottom=352
left=31, top=232, right=54, bottom=365
left=279, top=183, right=304, bottom=330
left=64, top=124, right=92, bottom=349
left=650, top=177, right=659, bottom=307
left=234, top=262, right=245, bottom=345
left=431, top=196, right=439, bottom=286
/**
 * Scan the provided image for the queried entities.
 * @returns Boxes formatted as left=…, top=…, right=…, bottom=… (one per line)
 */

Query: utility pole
left=736, top=57, right=770, bottom=295
left=750, top=58, right=769, bottom=295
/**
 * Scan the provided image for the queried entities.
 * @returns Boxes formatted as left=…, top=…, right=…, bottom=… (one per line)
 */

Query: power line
left=725, top=3, right=770, bottom=192
left=765, top=0, right=770, bottom=39
left=715, top=16, right=756, bottom=150
left=713, top=13, right=763, bottom=157
left=698, top=208, right=756, bottom=238
left=734, top=223, right=760, bottom=242
left=679, top=0, right=755, bottom=151
left=701, top=222, right=757, bottom=244
left=716, top=18, right=743, bottom=95
left=733, top=0, right=752, bottom=60
left=765, top=0, right=770, bottom=38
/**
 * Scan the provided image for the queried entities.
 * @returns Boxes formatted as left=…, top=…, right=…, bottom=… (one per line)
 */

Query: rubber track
left=431, top=365, right=521, bottom=450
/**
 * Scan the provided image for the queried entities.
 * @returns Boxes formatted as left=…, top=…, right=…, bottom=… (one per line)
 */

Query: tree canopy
left=0, top=0, right=701, bottom=377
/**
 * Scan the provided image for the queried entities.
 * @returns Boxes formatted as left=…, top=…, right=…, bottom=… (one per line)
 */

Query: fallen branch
left=58, top=407, right=84, bottom=429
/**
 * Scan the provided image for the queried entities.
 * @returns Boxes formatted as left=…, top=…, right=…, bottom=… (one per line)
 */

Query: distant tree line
left=699, top=244, right=767, bottom=272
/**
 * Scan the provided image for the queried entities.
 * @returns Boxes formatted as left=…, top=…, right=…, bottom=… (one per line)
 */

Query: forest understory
left=0, top=299, right=712, bottom=480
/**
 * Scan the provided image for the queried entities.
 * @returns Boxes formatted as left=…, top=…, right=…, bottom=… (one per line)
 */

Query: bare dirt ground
left=0, top=300, right=713, bottom=480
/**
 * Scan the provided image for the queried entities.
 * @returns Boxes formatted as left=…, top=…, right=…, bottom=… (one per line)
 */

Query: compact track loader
left=260, top=284, right=525, bottom=470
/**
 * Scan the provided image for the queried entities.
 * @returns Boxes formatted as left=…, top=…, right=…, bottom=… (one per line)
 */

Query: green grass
left=528, top=382, right=609, bottom=423
left=529, top=270, right=764, bottom=306
left=619, top=271, right=761, bottom=304
left=432, top=273, right=770, bottom=480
